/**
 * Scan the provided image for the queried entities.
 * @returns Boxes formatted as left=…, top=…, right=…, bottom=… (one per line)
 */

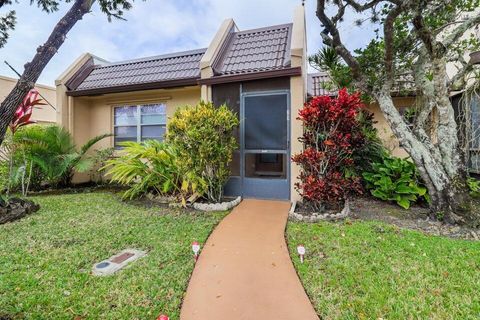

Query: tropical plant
left=167, top=101, right=239, bottom=203
left=102, top=140, right=194, bottom=200
left=0, top=161, right=8, bottom=192
left=292, top=89, right=366, bottom=212
left=309, top=46, right=353, bottom=90
left=363, top=155, right=429, bottom=209
left=89, top=147, right=114, bottom=183
left=1, top=89, right=44, bottom=197
left=14, top=125, right=110, bottom=188
left=315, top=1, right=480, bottom=223
left=467, top=177, right=480, bottom=198
left=353, top=109, right=386, bottom=173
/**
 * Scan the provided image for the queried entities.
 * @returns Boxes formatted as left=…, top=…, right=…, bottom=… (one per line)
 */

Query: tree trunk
left=0, top=0, right=92, bottom=146
left=375, top=91, right=478, bottom=226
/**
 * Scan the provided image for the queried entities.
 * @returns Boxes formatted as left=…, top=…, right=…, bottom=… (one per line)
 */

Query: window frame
left=113, top=103, right=167, bottom=148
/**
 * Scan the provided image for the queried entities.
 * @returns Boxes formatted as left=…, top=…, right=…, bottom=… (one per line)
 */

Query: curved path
left=180, top=199, right=319, bottom=320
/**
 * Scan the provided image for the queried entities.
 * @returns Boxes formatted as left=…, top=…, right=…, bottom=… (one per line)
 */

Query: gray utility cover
left=92, top=249, right=146, bottom=276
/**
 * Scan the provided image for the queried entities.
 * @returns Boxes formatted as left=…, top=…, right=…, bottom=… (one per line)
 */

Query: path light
left=192, top=241, right=201, bottom=261
left=157, top=315, right=169, bottom=320
left=297, top=244, right=306, bottom=263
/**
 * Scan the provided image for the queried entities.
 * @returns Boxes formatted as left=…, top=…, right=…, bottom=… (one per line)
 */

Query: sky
left=0, top=0, right=375, bottom=87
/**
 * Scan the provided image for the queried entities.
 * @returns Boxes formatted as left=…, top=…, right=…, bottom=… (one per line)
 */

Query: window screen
left=244, top=94, right=288, bottom=150
left=114, top=103, right=167, bottom=148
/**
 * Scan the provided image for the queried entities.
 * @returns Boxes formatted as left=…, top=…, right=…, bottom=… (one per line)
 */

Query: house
left=0, top=75, right=57, bottom=124
left=54, top=5, right=428, bottom=200
left=55, top=6, right=306, bottom=201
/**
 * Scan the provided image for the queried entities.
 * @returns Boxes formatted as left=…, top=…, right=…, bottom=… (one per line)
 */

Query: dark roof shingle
left=71, top=48, right=206, bottom=93
left=307, top=72, right=337, bottom=97
left=214, top=24, right=292, bottom=76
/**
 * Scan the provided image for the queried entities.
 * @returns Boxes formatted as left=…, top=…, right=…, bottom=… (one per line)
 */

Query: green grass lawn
left=0, top=192, right=226, bottom=320
left=287, top=220, right=480, bottom=319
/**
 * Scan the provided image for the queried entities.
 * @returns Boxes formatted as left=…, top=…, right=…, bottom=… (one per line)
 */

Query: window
left=114, top=103, right=167, bottom=148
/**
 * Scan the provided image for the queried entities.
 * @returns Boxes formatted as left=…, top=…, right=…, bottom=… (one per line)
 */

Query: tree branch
left=383, top=4, right=406, bottom=86
left=448, top=61, right=475, bottom=90
left=343, top=0, right=383, bottom=12
left=0, top=0, right=11, bottom=9
left=316, top=0, right=369, bottom=92
left=412, top=14, right=436, bottom=56
left=0, top=0, right=93, bottom=145
left=442, top=12, right=480, bottom=49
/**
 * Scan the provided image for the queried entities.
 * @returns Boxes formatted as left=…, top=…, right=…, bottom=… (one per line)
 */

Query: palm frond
left=74, top=157, right=94, bottom=173
left=80, top=134, right=112, bottom=155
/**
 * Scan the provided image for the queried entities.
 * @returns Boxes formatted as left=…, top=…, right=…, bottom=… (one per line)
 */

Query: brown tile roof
left=307, top=70, right=417, bottom=98
left=67, top=23, right=297, bottom=96
left=307, top=72, right=337, bottom=97
left=68, top=48, right=206, bottom=95
left=213, top=24, right=292, bottom=76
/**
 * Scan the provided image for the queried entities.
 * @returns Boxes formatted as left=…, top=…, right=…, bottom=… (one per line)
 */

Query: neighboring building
left=0, top=75, right=57, bottom=124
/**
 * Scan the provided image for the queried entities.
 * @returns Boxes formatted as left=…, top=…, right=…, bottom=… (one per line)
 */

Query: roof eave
left=198, top=67, right=302, bottom=85
left=66, top=77, right=200, bottom=97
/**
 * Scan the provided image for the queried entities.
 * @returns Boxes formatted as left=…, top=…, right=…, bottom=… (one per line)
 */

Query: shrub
left=292, top=89, right=366, bottom=211
left=12, top=125, right=110, bottom=188
left=362, top=155, right=429, bottom=209
left=353, top=109, right=386, bottom=173
left=167, top=101, right=239, bottom=203
left=467, top=177, right=480, bottom=198
left=89, top=147, right=115, bottom=183
left=0, top=161, right=8, bottom=192
left=103, top=140, right=190, bottom=200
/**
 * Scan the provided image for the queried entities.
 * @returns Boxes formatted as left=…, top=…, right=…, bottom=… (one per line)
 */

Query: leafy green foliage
left=0, top=10, right=15, bottom=48
left=0, top=0, right=140, bottom=49
left=167, top=101, right=239, bottom=203
left=363, top=156, right=429, bottom=209
left=467, top=177, right=480, bottom=197
left=309, top=47, right=353, bottom=91
left=0, top=160, right=8, bottom=190
left=12, top=125, right=110, bottom=188
left=88, top=146, right=114, bottom=182
left=103, top=140, right=188, bottom=200
left=315, top=1, right=480, bottom=95
left=352, top=109, right=386, bottom=173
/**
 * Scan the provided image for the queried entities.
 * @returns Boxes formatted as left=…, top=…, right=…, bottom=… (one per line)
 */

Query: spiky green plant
left=14, top=125, right=111, bottom=187
left=102, top=140, right=194, bottom=200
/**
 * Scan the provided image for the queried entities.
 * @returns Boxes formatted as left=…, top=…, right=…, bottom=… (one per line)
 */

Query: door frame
left=238, top=89, right=291, bottom=200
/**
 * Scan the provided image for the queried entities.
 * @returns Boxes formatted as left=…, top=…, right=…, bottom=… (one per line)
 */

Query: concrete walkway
left=180, top=199, right=319, bottom=320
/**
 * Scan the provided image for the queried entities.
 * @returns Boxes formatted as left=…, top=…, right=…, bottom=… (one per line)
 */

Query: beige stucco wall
left=65, top=86, right=201, bottom=183
left=445, top=15, right=479, bottom=82
left=366, top=96, right=416, bottom=158
left=0, top=75, right=56, bottom=124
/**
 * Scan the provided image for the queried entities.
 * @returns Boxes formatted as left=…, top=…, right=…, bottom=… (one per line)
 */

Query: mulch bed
left=293, top=196, right=480, bottom=240
left=349, top=197, right=480, bottom=240
left=27, top=183, right=125, bottom=197
left=0, top=198, right=40, bottom=224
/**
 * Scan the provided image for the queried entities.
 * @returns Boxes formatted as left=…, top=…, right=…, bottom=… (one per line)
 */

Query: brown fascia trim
left=66, top=77, right=199, bottom=97
left=65, top=57, right=95, bottom=91
left=198, top=67, right=302, bottom=85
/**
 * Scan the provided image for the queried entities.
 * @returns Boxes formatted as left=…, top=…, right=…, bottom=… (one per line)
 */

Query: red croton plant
left=292, top=88, right=367, bottom=211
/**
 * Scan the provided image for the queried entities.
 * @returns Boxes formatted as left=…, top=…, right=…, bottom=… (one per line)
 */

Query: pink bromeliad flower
left=9, top=89, right=45, bottom=134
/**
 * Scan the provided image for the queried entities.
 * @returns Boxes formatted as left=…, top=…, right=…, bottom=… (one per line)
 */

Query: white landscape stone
left=192, top=196, right=242, bottom=212
left=289, top=200, right=351, bottom=222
